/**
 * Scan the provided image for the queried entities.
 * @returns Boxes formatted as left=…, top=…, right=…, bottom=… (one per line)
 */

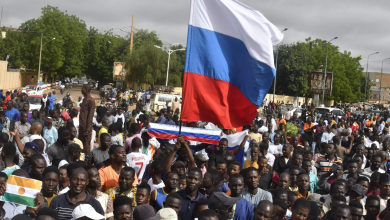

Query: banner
left=148, top=123, right=221, bottom=145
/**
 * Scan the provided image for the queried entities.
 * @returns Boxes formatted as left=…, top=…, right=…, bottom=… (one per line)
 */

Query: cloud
left=2, top=0, right=390, bottom=72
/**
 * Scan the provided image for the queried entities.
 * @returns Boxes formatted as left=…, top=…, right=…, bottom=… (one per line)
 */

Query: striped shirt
left=315, top=156, right=342, bottom=176
left=49, top=192, right=104, bottom=220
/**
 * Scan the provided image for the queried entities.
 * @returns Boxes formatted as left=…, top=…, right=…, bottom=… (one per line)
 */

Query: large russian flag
left=181, top=0, right=283, bottom=129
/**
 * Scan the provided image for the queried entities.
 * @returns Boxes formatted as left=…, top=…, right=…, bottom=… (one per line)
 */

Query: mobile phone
left=9, top=120, right=15, bottom=132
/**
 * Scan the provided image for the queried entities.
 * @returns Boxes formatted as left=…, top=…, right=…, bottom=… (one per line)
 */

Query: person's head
left=81, top=84, right=91, bottom=96
left=22, top=142, right=39, bottom=162
left=118, top=167, right=135, bottom=192
left=69, top=167, right=89, bottom=195
left=59, top=164, right=69, bottom=185
left=68, top=143, right=83, bottom=161
left=171, top=160, right=185, bottom=176
left=274, top=133, right=281, bottom=144
left=355, top=144, right=365, bottom=155
left=356, top=177, right=369, bottom=195
left=36, top=207, right=58, bottom=220
left=57, top=127, right=70, bottom=145
left=245, top=167, right=259, bottom=189
left=68, top=126, right=78, bottom=140
left=326, top=143, right=337, bottom=156
left=6, top=100, right=13, bottom=109
left=289, top=166, right=301, bottom=185
left=288, top=191, right=298, bottom=209
left=195, top=199, right=209, bottom=218
left=330, top=181, right=346, bottom=199
left=163, top=192, right=182, bottom=215
left=296, top=173, right=310, bottom=193
left=178, top=175, right=187, bottom=190
left=83, top=165, right=101, bottom=190
left=370, top=154, right=382, bottom=171
left=165, top=171, right=179, bottom=190
left=41, top=166, right=60, bottom=196
left=100, top=133, right=111, bottom=149
left=202, top=170, right=221, bottom=195
left=136, top=183, right=151, bottom=205
left=198, top=209, right=219, bottom=220
left=349, top=200, right=363, bottom=220
left=292, top=153, right=303, bottom=166
left=19, top=111, right=28, bottom=124
left=365, top=195, right=380, bottom=217
left=332, top=204, right=351, bottom=220
left=307, top=201, right=320, bottom=220
left=216, top=138, right=228, bottom=154
left=113, top=195, right=133, bottom=220
left=228, top=174, right=245, bottom=197
left=2, top=143, right=16, bottom=160
left=370, top=172, right=381, bottom=190
left=379, top=173, right=390, bottom=197
left=208, top=192, right=240, bottom=219
left=273, top=199, right=288, bottom=220
left=109, top=145, right=127, bottom=164
left=258, top=156, right=268, bottom=170
left=254, top=200, right=274, bottom=220
left=228, top=160, right=242, bottom=176
left=187, top=167, right=203, bottom=192
left=278, top=172, right=291, bottom=189
left=274, top=187, right=288, bottom=204
left=301, top=160, right=312, bottom=174
left=330, top=194, right=347, bottom=214
left=102, top=118, right=110, bottom=128
left=291, top=135, right=299, bottom=147
left=282, top=144, right=292, bottom=158
left=151, top=159, right=165, bottom=176
left=346, top=159, right=359, bottom=176
left=29, top=153, right=47, bottom=180
left=349, top=184, right=365, bottom=202
left=289, top=198, right=311, bottom=220
left=216, top=160, right=227, bottom=179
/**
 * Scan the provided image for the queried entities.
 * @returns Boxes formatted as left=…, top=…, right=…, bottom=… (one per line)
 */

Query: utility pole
left=38, top=33, right=43, bottom=82
left=130, top=15, right=134, bottom=53
left=0, top=7, right=3, bottom=27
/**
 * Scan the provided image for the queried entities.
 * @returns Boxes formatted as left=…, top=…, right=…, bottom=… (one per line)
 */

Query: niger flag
left=0, top=175, right=42, bottom=207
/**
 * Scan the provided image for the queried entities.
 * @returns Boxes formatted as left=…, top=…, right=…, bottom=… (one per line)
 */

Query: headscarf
left=61, top=111, right=71, bottom=124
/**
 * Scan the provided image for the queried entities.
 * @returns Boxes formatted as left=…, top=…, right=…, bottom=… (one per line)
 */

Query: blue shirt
left=218, top=181, right=230, bottom=193
left=48, top=96, right=54, bottom=110
left=43, top=126, right=58, bottom=147
left=5, top=108, right=20, bottom=121
left=155, top=188, right=179, bottom=212
left=0, top=92, right=5, bottom=100
left=309, top=173, right=320, bottom=193
left=164, top=120, right=176, bottom=125
left=177, top=189, right=207, bottom=220
left=52, top=94, right=58, bottom=103
left=234, top=197, right=254, bottom=220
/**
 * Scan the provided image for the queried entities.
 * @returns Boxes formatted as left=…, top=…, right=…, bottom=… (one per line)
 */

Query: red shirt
left=3, top=96, right=11, bottom=110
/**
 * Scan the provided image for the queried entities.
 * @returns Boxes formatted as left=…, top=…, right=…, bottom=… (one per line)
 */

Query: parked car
left=22, top=85, right=44, bottom=95
left=150, top=93, right=182, bottom=111
left=28, top=95, right=43, bottom=112
left=314, top=107, right=345, bottom=118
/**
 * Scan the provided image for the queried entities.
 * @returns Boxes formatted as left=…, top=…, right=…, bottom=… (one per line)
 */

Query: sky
left=1, top=0, right=390, bottom=73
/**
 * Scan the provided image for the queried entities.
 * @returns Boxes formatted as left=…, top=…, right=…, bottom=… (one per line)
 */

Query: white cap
left=58, top=160, right=69, bottom=169
left=71, top=204, right=105, bottom=220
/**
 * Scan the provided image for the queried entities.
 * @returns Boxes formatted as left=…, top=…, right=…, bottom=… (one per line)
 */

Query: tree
left=0, top=29, right=24, bottom=69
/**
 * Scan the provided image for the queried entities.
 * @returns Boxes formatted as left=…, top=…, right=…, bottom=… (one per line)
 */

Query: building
left=367, top=72, right=390, bottom=103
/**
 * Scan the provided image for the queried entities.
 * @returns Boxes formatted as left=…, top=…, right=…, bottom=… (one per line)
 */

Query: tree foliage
left=273, top=38, right=366, bottom=103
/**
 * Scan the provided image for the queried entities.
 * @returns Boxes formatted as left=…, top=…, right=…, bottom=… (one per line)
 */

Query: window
left=158, top=95, right=172, bottom=102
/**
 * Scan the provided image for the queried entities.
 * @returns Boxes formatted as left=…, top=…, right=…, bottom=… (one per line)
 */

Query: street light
left=364, top=52, right=380, bottom=105
left=38, top=33, right=56, bottom=83
left=379, top=57, right=390, bottom=103
left=154, top=44, right=186, bottom=86
left=321, top=36, right=338, bottom=105
left=273, top=28, right=288, bottom=103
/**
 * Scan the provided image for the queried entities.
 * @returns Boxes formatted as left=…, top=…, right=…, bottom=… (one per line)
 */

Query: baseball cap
left=307, top=193, right=325, bottom=203
left=208, top=192, right=240, bottom=210
left=44, top=117, right=53, bottom=123
left=351, top=184, right=365, bottom=196
left=195, top=152, right=209, bottom=162
left=134, top=204, right=158, bottom=220
left=156, top=208, right=177, bottom=220
left=69, top=143, right=84, bottom=153
left=70, top=204, right=105, bottom=220
left=24, top=142, right=39, bottom=153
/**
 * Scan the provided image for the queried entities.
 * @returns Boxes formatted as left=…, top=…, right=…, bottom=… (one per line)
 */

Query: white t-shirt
left=264, top=153, right=275, bottom=167
left=268, top=143, right=283, bottom=155
left=145, top=102, right=151, bottom=111
left=127, top=152, right=149, bottom=182
left=148, top=178, right=165, bottom=194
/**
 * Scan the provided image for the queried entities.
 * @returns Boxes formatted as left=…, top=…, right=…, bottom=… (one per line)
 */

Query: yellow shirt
left=98, top=126, right=108, bottom=146
left=243, top=159, right=259, bottom=169
left=296, top=190, right=311, bottom=199
left=73, top=138, right=85, bottom=161
left=45, top=192, right=58, bottom=206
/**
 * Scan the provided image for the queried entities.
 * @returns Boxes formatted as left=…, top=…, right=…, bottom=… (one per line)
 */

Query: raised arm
left=178, top=135, right=195, bottom=170
left=164, top=141, right=181, bottom=175
left=233, top=135, right=249, bottom=156
left=9, top=129, right=24, bottom=153
left=345, top=136, right=354, bottom=155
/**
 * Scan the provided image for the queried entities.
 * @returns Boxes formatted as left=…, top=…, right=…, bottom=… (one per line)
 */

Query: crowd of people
left=1, top=84, right=390, bottom=220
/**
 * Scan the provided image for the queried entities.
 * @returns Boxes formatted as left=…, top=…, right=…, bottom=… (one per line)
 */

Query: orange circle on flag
left=18, top=187, right=25, bottom=195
